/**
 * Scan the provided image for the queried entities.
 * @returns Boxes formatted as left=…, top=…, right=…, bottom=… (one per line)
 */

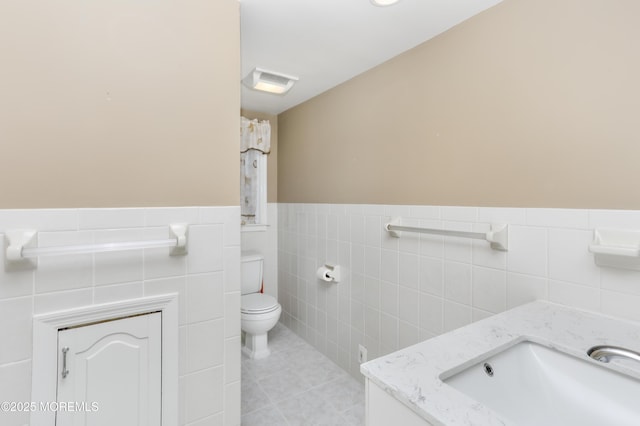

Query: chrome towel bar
left=384, top=218, right=508, bottom=251
left=5, top=223, right=188, bottom=267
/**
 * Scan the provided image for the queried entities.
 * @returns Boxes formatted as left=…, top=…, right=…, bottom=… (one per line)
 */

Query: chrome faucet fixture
left=588, top=345, right=640, bottom=364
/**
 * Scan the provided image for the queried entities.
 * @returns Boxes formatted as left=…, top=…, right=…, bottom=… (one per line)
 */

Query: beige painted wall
left=241, top=110, right=278, bottom=202
left=1, top=0, right=240, bottom=208
left=278, top=0, right=640, bottom=209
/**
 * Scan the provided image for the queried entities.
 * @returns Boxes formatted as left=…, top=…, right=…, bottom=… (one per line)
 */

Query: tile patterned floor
left=241, top=323, right=365, bottom=426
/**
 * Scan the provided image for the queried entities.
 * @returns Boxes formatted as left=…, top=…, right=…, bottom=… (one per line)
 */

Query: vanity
left=360, top=301, right=640, bottom=426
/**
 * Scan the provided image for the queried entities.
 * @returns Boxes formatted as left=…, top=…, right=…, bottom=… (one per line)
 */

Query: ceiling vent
left=242, top=67, right=299, bottom=95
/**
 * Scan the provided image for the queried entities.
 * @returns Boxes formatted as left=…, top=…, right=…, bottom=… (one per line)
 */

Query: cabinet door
left=56, top=312, right=162, bottom=426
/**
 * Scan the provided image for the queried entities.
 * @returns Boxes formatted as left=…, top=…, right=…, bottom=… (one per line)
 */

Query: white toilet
left=241, top=251, right=282, bottom=359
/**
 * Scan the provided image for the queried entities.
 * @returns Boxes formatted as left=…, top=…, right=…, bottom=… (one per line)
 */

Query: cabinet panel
left=366, top=379, right=433, bottom=426
left=56, top=312, right=161, bottom=426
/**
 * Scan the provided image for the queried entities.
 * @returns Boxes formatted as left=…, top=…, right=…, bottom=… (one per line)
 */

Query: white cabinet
left=366, top=379, right=433, bottom=426
left=56, top=312, right=162, bottom=426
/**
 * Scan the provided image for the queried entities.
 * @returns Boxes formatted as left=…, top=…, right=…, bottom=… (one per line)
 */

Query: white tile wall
left=278, top=204, right=640, bottom=382
left=0, top=206, right=240, bottom=426
left=240, top=204, right=278, bottom=299
left=0, top=360, right=32, bottom=426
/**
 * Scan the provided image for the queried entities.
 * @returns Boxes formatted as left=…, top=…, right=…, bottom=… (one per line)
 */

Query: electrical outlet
left=358, top=344, right=368, bottom=364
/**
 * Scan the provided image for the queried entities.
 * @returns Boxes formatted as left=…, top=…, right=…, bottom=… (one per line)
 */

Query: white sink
left=442, top=340, right=640, bottom=426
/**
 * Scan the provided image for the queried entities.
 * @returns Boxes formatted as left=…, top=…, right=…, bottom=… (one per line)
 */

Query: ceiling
left=240, top=0, right=503, bottom=115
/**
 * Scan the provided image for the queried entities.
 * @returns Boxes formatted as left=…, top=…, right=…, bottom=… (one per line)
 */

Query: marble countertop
left=360, top=301, right=640, bottom=426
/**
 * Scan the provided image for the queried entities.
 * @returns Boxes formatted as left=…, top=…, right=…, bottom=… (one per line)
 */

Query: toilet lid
left=241, top=293, right=279, bottom=314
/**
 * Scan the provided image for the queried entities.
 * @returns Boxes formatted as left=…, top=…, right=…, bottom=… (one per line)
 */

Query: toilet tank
left=241, top=251, right=263, bottom=295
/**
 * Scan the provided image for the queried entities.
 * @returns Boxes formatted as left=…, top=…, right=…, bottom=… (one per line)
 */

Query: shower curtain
left=240, top=117, right=271, bottom=224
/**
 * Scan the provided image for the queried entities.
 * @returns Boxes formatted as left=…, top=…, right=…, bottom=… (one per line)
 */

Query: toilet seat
left=241, top=293, right=279, bottom=314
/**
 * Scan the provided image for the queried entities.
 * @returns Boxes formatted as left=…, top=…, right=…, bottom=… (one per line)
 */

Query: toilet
left=241, top=251, right=282, bottom=359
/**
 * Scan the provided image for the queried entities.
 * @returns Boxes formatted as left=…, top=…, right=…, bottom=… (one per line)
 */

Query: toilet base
left=242, top=331, right=271, bottom=359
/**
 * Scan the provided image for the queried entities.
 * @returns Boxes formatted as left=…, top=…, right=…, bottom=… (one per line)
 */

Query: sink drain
left=483, top=362, right=494, bottom=377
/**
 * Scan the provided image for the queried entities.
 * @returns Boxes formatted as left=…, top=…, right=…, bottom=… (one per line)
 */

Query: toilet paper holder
left=317, top=264, right=341, bottom=283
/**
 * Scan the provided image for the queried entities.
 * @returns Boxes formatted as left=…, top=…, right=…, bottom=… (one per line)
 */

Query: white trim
left=31, top=294, right=179, bottom=425
left=241, top=224, right=269, bottom=233
left=256, top=153, right=267, bottom=225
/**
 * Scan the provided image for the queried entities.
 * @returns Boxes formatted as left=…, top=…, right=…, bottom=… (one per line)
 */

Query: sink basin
left=442, top=340, right=640, bottom=426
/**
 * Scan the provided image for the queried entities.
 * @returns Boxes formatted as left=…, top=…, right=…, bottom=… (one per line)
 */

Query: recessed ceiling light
left=242, top=67, right=299, bottom=95
left=370, top=0, right=400, bottom=6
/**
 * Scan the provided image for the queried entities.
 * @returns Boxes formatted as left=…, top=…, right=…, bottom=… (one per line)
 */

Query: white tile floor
left=241, top=323, right=365, bottom=426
